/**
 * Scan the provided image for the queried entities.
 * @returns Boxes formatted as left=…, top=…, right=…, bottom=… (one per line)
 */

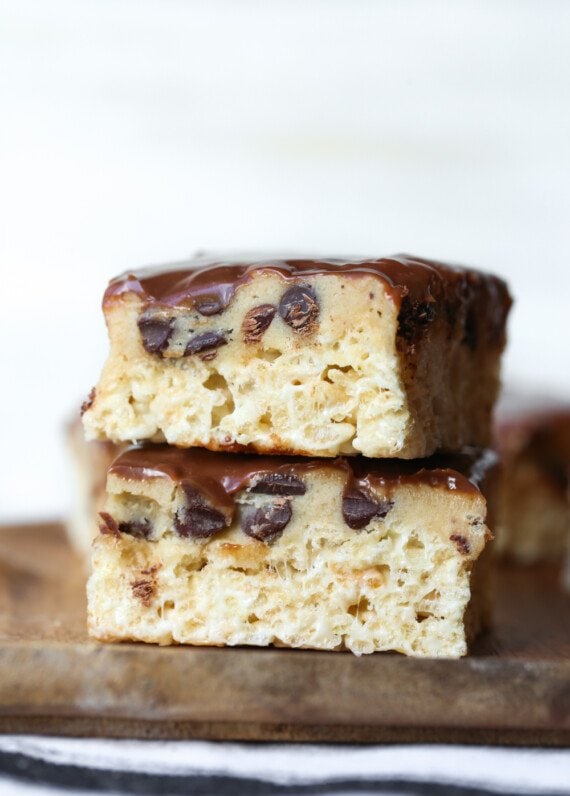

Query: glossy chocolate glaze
left=104, top=254, right=511, bottom=348
left=110, top=444, right=496, bottom=506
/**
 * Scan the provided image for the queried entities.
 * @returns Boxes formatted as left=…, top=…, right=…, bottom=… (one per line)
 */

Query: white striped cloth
left=1, top=736, right=570, bottom=795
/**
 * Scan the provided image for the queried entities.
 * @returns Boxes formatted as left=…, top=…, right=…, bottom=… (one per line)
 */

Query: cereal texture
left=88, top=465, right=491, bottom=657
left=83, top=268, right=507, bottom=458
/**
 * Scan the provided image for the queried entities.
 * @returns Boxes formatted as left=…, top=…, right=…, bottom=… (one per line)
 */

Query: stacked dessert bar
left=81, top=254, right=511, bottom=657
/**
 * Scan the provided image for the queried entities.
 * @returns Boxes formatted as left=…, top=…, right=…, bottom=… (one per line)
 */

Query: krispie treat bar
left=82, top=255, right=511, bottom=459
left=88, top=445, right=497, bottom=657
left=494, top=391, right=570, bottom=563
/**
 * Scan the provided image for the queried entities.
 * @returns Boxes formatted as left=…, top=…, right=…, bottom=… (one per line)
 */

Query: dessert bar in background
left=82, top=255, right=511, bottom=459
left=494, top=392, right=570, bottom=563
left=88, top=445, right=497, bottom=658
left=66, top=416, right=123, bottom=560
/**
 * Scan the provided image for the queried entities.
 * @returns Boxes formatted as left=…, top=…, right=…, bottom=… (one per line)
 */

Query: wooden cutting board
left=1, top=522, right=569, bottom=745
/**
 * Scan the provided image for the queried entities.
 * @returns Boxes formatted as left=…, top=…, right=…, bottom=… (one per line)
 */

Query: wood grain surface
left=1, top=522, right=569, bottom=744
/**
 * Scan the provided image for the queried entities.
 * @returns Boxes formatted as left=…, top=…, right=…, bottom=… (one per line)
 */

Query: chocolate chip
left=279, top=284, right=319, bottom=334
left=450, top=533, right=470, bottom=555
left=184, top=330, right=228, bottom=357
left=131, top=579, right=155, bottom=606
left=397, top=296, right=436, bottom=350
left=242, top=498, right=292, bottom=543
left=342, top=490, right=393, bottom=530
left=140, top=565, right=160, bottom=576
left=196, top=297, right=224, bottom=316
left=250, top=472, right=306, bottom=496
left=462, top=307, right=478, bottom=350
left=98, top=512, right=119, bottom=537
left=137, top=313, right=175, bottom=355
left=242, top=304, right=276, bottom=343
left=174, top=484, right=228, bottom=539
left=444, top=300, right=458, bottom=329
left=80, top=387, right=96, bottom=416
left=131, top=564, right=160, bottom=606
left=118, top=519, right=152, bottom=539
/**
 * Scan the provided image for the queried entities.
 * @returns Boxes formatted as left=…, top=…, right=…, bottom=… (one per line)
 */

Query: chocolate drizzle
left=104, top=254, right=512, bottom=350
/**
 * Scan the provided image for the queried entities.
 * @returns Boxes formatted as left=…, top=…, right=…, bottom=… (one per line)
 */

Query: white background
left=1, top=0, right=569, bottom=522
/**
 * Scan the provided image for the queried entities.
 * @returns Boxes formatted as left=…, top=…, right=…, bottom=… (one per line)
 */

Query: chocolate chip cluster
left=137, top=313, right=229, bottom=360
left=137, top=282, right=320, bottom=358
left=101, top=468, right=395, bottom=548
left=174, top=472, right=307, bottom=545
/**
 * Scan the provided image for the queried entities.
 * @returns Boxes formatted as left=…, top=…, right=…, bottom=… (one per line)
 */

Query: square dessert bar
left=88, top=445, right=497, bottom=658
left=494, top=393, right=570, bottom=563
left=82, top=255, right=511, bottom=459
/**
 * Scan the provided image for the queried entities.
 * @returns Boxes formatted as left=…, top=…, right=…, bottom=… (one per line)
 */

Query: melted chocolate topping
left=104, top=254, right=511, bottom=348
left=110, top=445, right=496, bottom=520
